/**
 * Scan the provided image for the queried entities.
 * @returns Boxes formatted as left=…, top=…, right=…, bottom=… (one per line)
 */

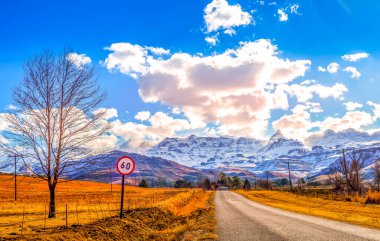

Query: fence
left=0, top=174, right=184, bottom=237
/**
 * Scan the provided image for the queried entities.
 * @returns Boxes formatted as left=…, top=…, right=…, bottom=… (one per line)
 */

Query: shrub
left=365, top=190, right=380, bottom=204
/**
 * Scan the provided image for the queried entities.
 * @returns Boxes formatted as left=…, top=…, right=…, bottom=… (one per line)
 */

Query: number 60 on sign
left=116, top=156, right=135, bottom=176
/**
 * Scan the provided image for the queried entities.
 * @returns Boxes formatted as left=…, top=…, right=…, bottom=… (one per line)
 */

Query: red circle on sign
left=116, top=156, right=136, bottom=176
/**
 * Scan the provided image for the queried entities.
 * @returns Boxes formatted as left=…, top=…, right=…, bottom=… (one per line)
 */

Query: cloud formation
left=341, top=52, right=369, bottom=62
left=344, top=102, right=363, bottom=111
left=112, top=111, right=192, bottom=148
left=103, top=39, right=359, bottom=139
left=277, top=4, right=299, bottom=22
left=204, top=0, right=252, bottom=34
left=67, top=53, right=92, bottom=68
left=344, top=67, right=361, bottom=79
left=318, top=62, right=339, bottom=73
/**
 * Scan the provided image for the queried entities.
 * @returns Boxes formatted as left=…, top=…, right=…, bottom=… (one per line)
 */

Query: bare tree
left=374, top=161, right=380, bottom=191
left=0, top=50, right=110, bottom=218
left=330, top=149, right=366, bottom=195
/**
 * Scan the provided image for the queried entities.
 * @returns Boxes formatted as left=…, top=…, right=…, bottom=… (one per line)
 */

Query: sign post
left=116, top=156, right=136, bottom=219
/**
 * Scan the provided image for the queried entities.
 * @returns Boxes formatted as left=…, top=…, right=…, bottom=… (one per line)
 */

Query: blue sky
left=1, top=0, right=380, bottom=149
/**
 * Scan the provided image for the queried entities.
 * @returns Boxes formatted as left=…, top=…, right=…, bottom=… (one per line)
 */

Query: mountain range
left=4, top=128, right=380, bottom=184
left=146, top=129, right=380, bottom=180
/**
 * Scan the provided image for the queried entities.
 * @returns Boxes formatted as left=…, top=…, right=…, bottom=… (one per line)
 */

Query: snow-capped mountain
left=306, top=129, right=380, bottom=149
left=4, top=129, right=380, bottom=183
left=147, top=135, right=265, bottom=167
left=260, top=130, right=307, bottom=158
left=147, top=129, right=380, bottom=179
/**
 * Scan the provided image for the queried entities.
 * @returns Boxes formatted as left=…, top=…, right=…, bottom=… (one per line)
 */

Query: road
left=215, top=191, right=380, bottom=241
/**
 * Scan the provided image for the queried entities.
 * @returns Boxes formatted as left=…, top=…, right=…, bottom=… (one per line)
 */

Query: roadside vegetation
left=0, top=174, right=216, bottom=240
left=235, top=189, right=380, bottom=229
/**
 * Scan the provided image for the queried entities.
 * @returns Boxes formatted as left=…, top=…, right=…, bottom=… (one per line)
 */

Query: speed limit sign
left=117, top=156, right=136, bottom=219
left=116, top=156, right=135, bottom=176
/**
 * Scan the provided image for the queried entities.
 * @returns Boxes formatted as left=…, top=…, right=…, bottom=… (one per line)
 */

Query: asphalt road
left=215, top=191, right=380, bottom=241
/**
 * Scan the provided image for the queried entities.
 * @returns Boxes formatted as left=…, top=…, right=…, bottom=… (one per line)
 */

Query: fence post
left=66, top=205, right=68, bottom=228
left=108, top=203, right=112, bottom=217
left=21, top=206, right=25, bottom=236
left=76, top=205, right=79, bottom=225
left=87, top=205, right=92, bottom=222
left=44, top=205, right=47, bottom=232
left=95, top=206, right=100, bottom=220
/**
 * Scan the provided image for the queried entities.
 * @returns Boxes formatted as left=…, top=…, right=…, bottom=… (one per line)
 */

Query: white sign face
left=116, top=156, right=135, bottom=176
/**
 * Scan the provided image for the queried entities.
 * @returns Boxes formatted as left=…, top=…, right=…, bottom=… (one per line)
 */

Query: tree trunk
left=48, top=185, right=56, bottom=218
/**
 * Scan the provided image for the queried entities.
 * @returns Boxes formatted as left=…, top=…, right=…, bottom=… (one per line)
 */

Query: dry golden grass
left=0, top=174, right=217, bottom=240
left=235, top=190, right=380, bottom=229
left=0, top=174, right=216, bottom=240
left=365, top=189, right=380, bottom=204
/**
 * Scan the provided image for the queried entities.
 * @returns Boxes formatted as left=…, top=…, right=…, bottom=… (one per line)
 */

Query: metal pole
left=110, top=164, right=113, bottom=192
left=14, top=155, right=16, bottom=202
left=8, top=154, right=18, bottom=202
left=120, top=175, right=125, bottom=219
left=287, top=162, right=293, bottom=191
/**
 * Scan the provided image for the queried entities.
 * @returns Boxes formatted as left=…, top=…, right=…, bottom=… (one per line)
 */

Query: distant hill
left=63, top=150, right=217, bottom=185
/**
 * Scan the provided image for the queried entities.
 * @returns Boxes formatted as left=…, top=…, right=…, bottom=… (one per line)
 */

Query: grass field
left=0, top=174, right=217, bottom=240
left=235, top=190, right=380, bottom=229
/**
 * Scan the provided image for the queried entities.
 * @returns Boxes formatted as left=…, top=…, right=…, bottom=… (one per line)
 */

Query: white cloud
left=300, top=79, right=317, bottom=85
left=93, top=108, right=118, bottom=120
left=289, top=4, right=299, bottom=14
left=146, top=47, right=170, bottom=55
left=67, top=53, right=92, bottom=68
left=104, top=43, right=149, bottom=79
left=286, top=83, right=348, bottom=102
left=318, top=62, right=339, bottom=74
left=204, top=0, right=252, bottom=33
left=205, top=35, right=219, bottom=46
left=368, top=101, right=380, bottom=118
left=105, top=39, right=311, bottom=138
left=277, top=4, right=299, bottom=22
left=272, top=104, right=316, bottom=140
left=5, top=104, right=17, bottom=110
left=327, top=62, right=339, bottom=73
left=135, top=111, right=151, bottom=121
left=318, top=111, right=375, bottom=132
left=0, top=113, right=10, bottom=131
left=344, top=67, right=361, bottom=79
left=277, top=9, right=288, bottom=21
left=104, top=43, right=170, bottom=79
left=307, top=102, right=323, bottom=113
left=344, top=102, right=363, bottom=111
left=171, top=107, right=182, bottom=115
left=341, top=52, right=369, bottom=62
left=112, top=112, right=192, bottom=148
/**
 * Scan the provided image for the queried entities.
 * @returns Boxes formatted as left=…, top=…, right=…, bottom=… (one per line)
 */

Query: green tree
left=174, top=179, right=191, bottom=188
left=202, top=178, right=212, bottom=190
left=243, top=179, right=251, bottom=190
left=139, top=179, right=149, bottom=188
left=217, top=172, right=228, bottom=186
left=274, top=178, right=288, bottom=187
left=232, top=176, right=242, bottom=189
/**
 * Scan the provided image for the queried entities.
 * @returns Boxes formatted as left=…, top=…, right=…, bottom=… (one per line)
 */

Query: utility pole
left=287, top=161, right=293, bottom=191
left=266, top=171, right=269, bottom=190
left=8, top=154, right=21, bottom=202
left=254, top=176, right=257, bottom=190
left=110, top=163, right=113, bottom=192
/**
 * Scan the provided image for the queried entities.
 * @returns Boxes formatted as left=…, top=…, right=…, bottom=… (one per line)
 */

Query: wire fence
left=0, top=174, right=184, bottom=237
